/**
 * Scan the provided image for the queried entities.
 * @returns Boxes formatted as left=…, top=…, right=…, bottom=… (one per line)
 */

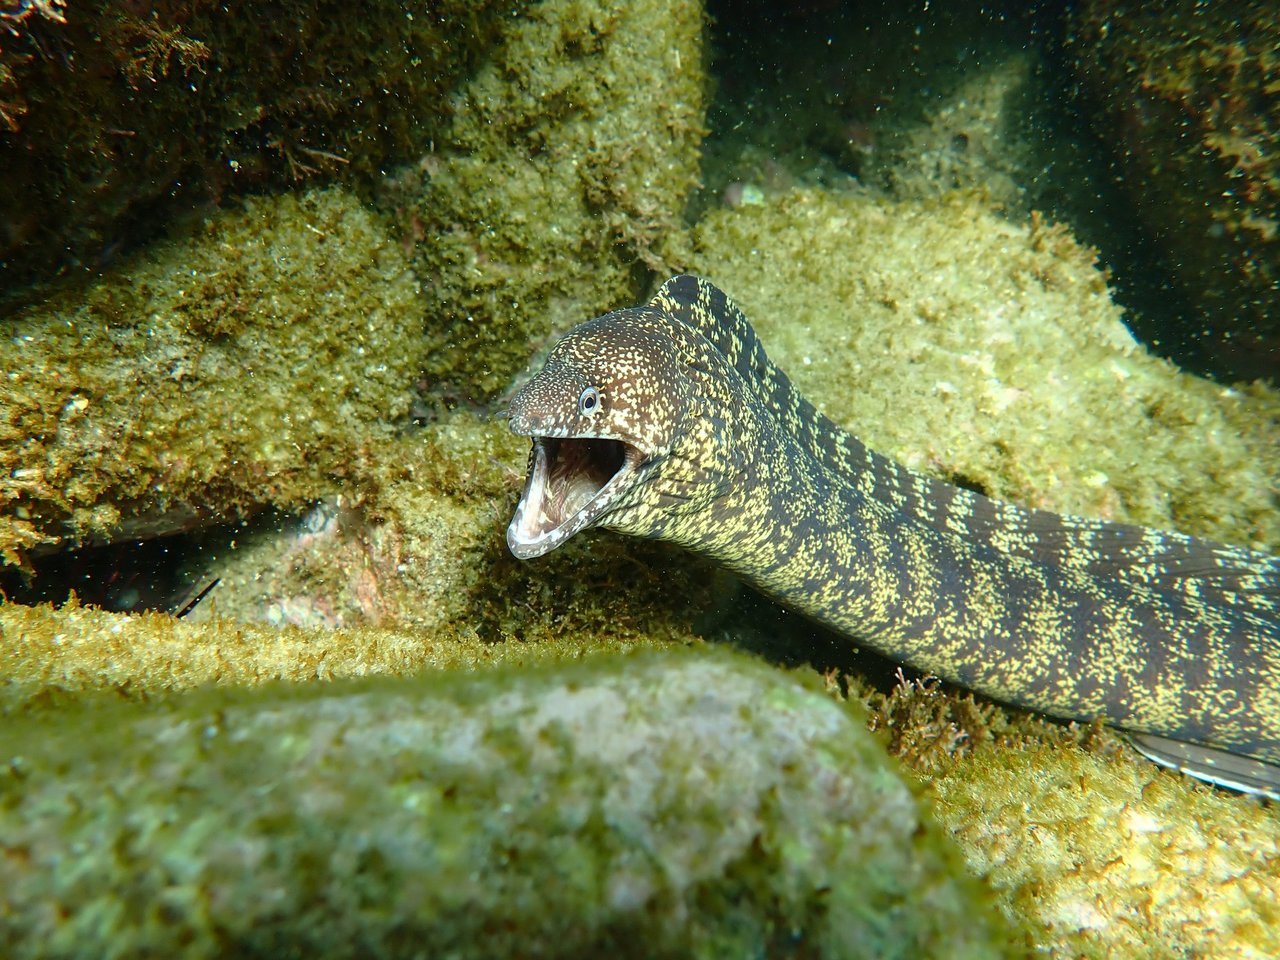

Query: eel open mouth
left=507, top=435, right=642, bottom=559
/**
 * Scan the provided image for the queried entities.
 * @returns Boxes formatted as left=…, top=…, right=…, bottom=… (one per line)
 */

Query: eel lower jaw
left=507, top=434, right=645, bottom=559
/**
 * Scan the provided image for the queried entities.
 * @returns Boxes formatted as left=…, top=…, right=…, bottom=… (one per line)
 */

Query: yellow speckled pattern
left=508, top=275, right=1280, bottom=776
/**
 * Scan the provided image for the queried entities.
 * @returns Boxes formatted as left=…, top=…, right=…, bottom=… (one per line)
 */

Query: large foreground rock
left=0, top=648, right=1008, bottom=958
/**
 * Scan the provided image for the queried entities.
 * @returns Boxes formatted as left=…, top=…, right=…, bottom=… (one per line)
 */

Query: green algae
left=0, top=647, right=1012, bottom=959
left=934, top=741, right=1280, bottom=958
left=393, top=0, right=707, bottom=401
left=681, top=188, right=1280, bottom=551
left=0, top=412, right=723, bottom=714
left=0, top=186, right=425, bottom=566
left=0, top=596, right=689, bottom=715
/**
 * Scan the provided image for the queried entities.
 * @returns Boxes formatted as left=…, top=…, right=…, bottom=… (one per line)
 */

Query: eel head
left=505, top=308, right=694, bottom=559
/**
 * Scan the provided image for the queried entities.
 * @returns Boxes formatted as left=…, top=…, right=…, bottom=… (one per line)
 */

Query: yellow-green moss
left=0, top=595, right=691, bottom=716
left=394, top=0, right=707, bottom=401
left=681, top=188, right=1280, bottom=551
left=844, top=671, right=1280, bottom=958
left=0, top=186, right=425, bottom=566
left=935, top=741, right=1280, bottom=959
left=0, top=647, right=1012, bottom=959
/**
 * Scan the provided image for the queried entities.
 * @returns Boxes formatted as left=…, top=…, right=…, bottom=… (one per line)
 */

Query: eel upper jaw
left=507, top=431, right=648, bottom=559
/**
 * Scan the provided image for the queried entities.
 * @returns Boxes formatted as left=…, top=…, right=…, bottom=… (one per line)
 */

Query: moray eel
left=505, top=274, right=1280, bottom=798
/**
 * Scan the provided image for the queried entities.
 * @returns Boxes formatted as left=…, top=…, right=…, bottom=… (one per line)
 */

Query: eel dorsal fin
left=651, top=274, right=788, bottom=402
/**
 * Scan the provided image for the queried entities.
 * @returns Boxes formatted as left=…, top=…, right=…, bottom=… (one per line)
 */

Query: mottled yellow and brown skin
left=507, top=275, right=1280, bottom=777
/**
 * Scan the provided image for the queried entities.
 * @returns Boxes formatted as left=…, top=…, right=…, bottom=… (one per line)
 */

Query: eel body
left=505, top=274, right=1280, bottom=797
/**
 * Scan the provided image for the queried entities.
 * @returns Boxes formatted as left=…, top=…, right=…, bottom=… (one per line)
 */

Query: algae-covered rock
left=857, top=673, right=1280, bottom=959
left=0, top=186, right=424, bottom=566
left=1067, top=0, right=1280, bottom=380
left=0, top=648, right=1010, bottom=959
left=930, top=736, right=1280, bottom=959
left=392, top=0, right=707, bottom=401
left=681, top=188, right=1280, bottom=551
left=0, top=0, right=519, bottom=291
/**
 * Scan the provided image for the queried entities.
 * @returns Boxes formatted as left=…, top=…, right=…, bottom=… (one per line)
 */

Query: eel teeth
left=507, top=435, right=639, bottom=559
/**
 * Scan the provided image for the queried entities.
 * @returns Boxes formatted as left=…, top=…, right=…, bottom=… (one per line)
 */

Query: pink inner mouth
left=508, top=436, right=635, bottom=558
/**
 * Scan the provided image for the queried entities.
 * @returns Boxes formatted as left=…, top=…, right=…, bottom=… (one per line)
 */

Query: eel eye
left=577, top=385, right=602, bottom=417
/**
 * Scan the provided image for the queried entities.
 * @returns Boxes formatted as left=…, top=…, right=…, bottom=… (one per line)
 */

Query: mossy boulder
left=857, top=674, right=1280, bottom=959
left=0, top=0, right=519, bottom=291
left=0, top=187, right=424, bottom=565
left=0, top=597, right=691, bottom=713
left=0, top=647, right=1011, bottom=959
left=390, top=0, right=707, bottom=401
left=934, top=733, right=1280, bottom=958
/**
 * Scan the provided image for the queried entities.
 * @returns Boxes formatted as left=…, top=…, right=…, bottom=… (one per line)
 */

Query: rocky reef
left=2, top=2, right=1279, bottom=958
left=1, top=0, right=705, bottom=564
